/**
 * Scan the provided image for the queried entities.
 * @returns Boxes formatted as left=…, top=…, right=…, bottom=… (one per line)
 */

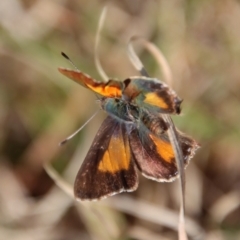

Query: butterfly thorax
left=101, top=97, right=170, bottom=138
left=100, top=97, right=139, bottom=124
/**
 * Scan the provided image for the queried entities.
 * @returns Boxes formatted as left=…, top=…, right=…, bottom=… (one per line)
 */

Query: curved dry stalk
left=94, top=6, right=109, bottom=82
left=127, top=37, right=187, bottom=240
left=128, top=36, right=173, bottom=86
left=44, top=162, right=74, bottom=198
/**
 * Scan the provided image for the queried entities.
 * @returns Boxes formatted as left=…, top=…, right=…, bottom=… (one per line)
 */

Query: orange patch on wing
left=144, top=92, right=169, bottom=109
left=150, top=134, right=174, bottom=163
left=89, top=82, right=122, bottom=98
left=98, top=134, right=131, bottom=173
left=58, top=68, right=122, bottom=97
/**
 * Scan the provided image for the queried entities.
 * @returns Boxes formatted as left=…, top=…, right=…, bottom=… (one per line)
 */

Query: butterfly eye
left=174, top=99, right=183, bottom=114
left=123, top=78, right=131, bottom=88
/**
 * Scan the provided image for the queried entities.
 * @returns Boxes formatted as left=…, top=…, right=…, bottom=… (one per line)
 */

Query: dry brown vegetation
left=0, top=0, right=240, bottom=239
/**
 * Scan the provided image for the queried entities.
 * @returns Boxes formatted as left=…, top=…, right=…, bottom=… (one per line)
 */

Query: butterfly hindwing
left=74, top=116, right=138, bottom=200
left=128, top=118, right=199, bottom=182
left=129, top=127, right=178, bottom=181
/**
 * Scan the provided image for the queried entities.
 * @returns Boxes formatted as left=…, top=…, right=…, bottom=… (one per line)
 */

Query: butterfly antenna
left=59, top=110, right=100, bottom=146
left=94, top=6, right=109, bottom=82
left=61, top=52, right=79, bottom=70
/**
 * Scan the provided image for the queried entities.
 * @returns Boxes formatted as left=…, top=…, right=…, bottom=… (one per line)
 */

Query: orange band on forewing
left=150, top=134, right=174, bottom=163
left=87, top=85, right=122, bottom=98
left=98, top=135, right=131, bottom=173
left=59, top=68, right=122, bottom=97
left=144, top=92, right=168, bottom=109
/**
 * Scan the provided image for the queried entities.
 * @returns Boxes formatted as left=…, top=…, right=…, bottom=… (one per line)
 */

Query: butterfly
left=58, top=67, right=199, bottom=200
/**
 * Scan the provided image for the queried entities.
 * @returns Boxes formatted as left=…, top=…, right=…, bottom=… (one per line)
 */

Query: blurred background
left=0, top=0, right=240, bottom=239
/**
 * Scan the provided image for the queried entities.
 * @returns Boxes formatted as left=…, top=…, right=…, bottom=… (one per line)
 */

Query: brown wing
left=129, top=123, right=199, bottom=182
left=74, top=116, right=138, bottom=200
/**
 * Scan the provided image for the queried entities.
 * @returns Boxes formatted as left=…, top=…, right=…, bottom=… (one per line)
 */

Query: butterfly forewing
left=59, top=69, right=182, bottom=113
left=123, top=77, right=182, bottom=114
left=74, top=116, right=138, bottom=200
left=58, top=68, right=123, bottom=97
